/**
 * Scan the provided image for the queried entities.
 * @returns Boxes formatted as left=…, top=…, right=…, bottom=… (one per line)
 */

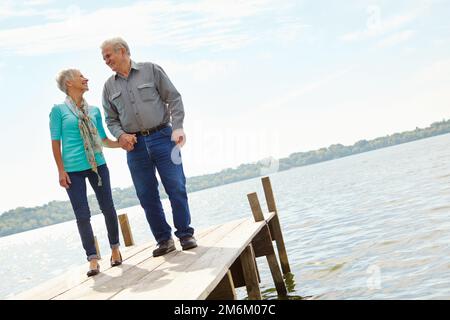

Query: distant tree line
left=1, top=119, right=450, bottom=237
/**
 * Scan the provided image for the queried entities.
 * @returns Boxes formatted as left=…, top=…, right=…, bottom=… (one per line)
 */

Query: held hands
left=59, top=171, right=71, bottom=189
left=171, top=128, right=186, bottom=148
left=118, top=130, right=184, bottom=150
left=119, top=133, right=138, bottom=151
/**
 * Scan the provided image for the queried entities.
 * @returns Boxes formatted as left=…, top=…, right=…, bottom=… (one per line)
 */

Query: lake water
left=1, top=134, right=450, bottom=300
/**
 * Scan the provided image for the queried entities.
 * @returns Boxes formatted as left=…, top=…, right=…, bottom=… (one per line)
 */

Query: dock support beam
left=240, top=244, right=262, bottom=300
left=248, top=192, right=287, bottom=296
left=207, top=270, right=237, bottom=300
left=118, top=213, right=135, bottom=247
left=262, top=177, right=291, bottom=275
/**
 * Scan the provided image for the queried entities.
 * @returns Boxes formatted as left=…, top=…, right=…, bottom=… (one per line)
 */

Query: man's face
left=102, top=45, right=125, bottom=72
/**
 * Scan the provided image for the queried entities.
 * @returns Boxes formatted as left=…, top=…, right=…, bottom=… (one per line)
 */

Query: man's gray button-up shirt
left=102, top=60, right=185, bottom=139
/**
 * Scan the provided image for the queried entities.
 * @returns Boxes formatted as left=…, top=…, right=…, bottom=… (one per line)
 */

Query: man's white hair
left=56, top=69, right=79, bottom=94
left=100, top=37, right=131, bottom=56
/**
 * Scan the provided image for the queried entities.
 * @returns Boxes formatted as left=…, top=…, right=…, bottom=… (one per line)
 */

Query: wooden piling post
left=247, top=193, right=287, bottom=296
left=248, top=192, right=265, bottom=221
left=118, top=213, right=134, bottom=247
left=207, top=270, right=237, bottom=300
left=94, top=236, right=101, bottom=260
left=240, top=244, right=262, bottom=300
left=261, top=177, right=291, bottom=275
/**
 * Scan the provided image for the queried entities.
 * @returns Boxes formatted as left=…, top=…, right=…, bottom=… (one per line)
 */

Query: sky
left=0, top=0, right=449, bottom=213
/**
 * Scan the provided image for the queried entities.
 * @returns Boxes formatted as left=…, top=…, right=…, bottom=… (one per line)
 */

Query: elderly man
left=101, top=37, right=196, bottom=257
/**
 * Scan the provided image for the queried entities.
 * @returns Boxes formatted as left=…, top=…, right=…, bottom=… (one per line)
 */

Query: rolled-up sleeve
left=102, top=83, right=126, bottom=139
left=152, top=64, right=185, bottom=130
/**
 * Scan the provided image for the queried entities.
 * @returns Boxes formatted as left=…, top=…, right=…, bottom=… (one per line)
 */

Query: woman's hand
left=59, top=171, right=71, bottom=189
left=51, top=140, right=70, bottom=188
left=103, top=137, right=126, bottom=149
left=117, top=134, right=137, bottom=151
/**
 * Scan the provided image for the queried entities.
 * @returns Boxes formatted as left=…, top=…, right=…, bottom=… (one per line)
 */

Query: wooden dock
left=11, top=177, right=291, bottom=300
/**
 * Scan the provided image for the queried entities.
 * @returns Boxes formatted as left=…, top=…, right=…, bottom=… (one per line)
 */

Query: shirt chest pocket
left=109, top=91, right=124, bottom=110
left=137, top=82, right=158, bottom=102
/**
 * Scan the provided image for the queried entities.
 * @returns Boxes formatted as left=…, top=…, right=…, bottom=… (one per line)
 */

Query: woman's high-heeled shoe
left=87, top=263, right=100, bottom=277
left=110, top=252, right=122, bottom=267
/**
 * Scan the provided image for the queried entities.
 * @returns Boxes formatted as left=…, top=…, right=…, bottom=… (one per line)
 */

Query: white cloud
left=432, top=36, right=450, bottom=48
left=162, top=59, right=238, bottom=82
left=23, top=0, right=53, bottom=6
left=271, top=17, right=311, bottom=43
left=340, top=5, right=427, bottom=43
left=177, top=0, right=273, bottom=19
left=259, top=67, right=355, bottom=113
left=0, top=0, right=290, bottom=56
left=0, top=0, right=58, bottom=19
left=0, top=61, right=4, bottom=80
left=377, top=30, right=415, bottom=48
left=415, top=58, right=450, bottom=84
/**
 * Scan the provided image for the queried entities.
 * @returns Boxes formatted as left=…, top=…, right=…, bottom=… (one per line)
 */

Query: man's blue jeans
left=66, top=164, right=120, bottom=261
left=127, top=125, right=194, bottom=244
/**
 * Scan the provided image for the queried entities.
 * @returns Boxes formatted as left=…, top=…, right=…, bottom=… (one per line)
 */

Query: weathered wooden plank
left=251, top=227, right=287, bottom=296
left=11, top=242, right=150, bottom=300
left=193, top=213, right=275, bottom=290
left=252, top=227, right=274, bottom=257
left=12, top=213, right=277, bottom=301
left=261, top=177, right=277, bottom=213
left=254, top=225, right=287, bottom=296
left=247, top=190, right=287, bottom=296
left=183, top=219, right=265, bottom=300
left=230, top=254, right=262, bottom=289
left=12, top=224, right=221, bottom=300
left=262, top=177, right=291, bottom=274
left=56, top=219, right=246, bottom=300
left=241, top=244, right=262, bottom=300
left=268, top=217, right=291, bottom=274
left=266, top=251, right=287, bottom=296
left=247, top=193, right=264, bottom=222
left=229, top=256, right=245, bottom=288
left=258, top=223, right=287, bottom=296
left=110, top=218, right=267, bottom=300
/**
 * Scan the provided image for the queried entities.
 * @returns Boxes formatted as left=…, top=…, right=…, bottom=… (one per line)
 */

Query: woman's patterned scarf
left=65, top=96, right=104, bottom=186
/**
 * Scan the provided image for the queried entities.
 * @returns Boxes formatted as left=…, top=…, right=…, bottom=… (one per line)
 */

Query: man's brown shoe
left=180, top=236, right=197, bottom=250
left=153, top=238, right=176, bottom=257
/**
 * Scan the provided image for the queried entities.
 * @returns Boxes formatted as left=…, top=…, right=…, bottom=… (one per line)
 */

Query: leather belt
left=133, top=123, right=169, bottom=136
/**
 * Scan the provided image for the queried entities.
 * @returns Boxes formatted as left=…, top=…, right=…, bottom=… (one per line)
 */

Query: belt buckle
left=141, top=129, right=151, bottom=136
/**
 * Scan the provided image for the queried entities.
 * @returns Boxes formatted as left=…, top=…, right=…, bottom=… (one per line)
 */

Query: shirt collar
left=114, top=60, right=139, bottom=79
left=130, top=60, right=140, bottom=70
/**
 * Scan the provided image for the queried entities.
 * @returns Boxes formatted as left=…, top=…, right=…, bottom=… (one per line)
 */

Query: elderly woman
left=50, top=69, right=127, bottom=277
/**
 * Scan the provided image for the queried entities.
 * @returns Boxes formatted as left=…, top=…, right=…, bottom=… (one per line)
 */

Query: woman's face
left=67, top=70, right=89, bottom=93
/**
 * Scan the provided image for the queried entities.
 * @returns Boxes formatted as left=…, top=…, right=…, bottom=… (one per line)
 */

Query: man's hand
left=119, top=133, right=137, bottom=151
left=171, top=128, right=186, bottom=147
left=59, top=171, right=71, bottom=189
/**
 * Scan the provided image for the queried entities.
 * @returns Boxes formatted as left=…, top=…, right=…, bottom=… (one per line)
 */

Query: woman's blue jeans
left=66, top=164, right=120, bottom=261
left=127, top=125, right=194, bottom=244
